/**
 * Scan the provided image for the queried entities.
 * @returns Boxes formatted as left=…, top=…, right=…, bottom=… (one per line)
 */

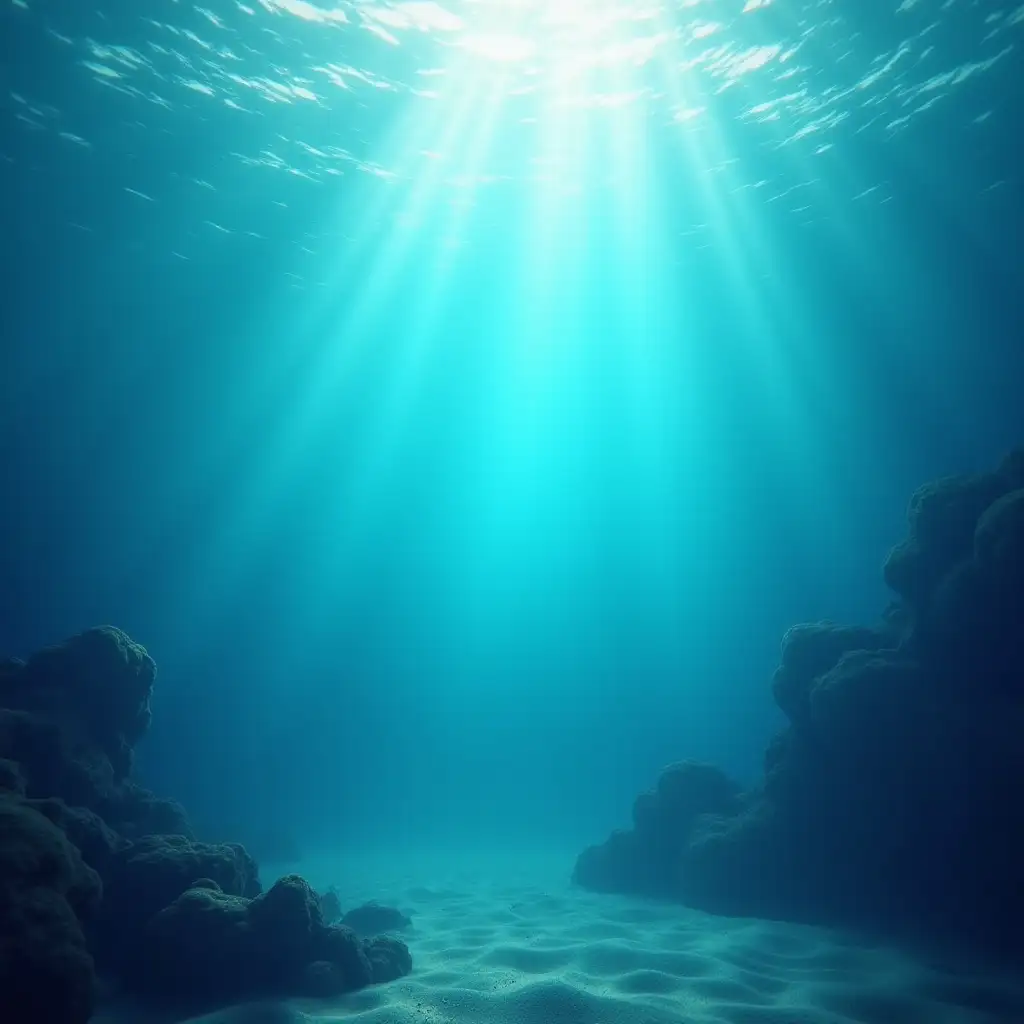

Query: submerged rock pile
left=0, top=626, right=412, bottom=1023
left=574, top=448, right=1024, bottom=953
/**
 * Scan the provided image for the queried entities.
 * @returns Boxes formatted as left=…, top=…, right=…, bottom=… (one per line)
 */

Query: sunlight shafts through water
left=4, top=2, right=1024, bottom=1019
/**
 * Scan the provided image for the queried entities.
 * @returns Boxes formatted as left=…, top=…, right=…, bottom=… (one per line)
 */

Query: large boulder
left=97, top=833, right=261, bottom=970
left=0, top=624, right=414, bottom=1013
left=571, top=761, right=740, bottom=897
left=771, top=621, right=893, bottom=727
left=883, top=448, right=1024, bottom=619
left=129, top=875, right=413, bottom=1010
left=574, top=447, right=1024, bottom=953
left=0, top=707, right=115, bottom=810
left=0, top=626, right=155, bottom=781
left=0, top=795, right=102, bottom=1024
left=340, top=901, right=413, bottom=937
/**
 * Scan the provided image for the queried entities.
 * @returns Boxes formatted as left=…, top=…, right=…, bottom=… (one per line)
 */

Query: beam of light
left=427, top=64, right=600, bottom=644
left=299, top=81, right=513, bottom=642
left=660, top=30, right=829, bottom=502
left=157, top=3, right=740, bottom=640
left=177, top=36, right=513, bottom=630
left=166, top=0, right=977, bottom=647
left=597, top=8, right=700, bottom=613
left=643, top=1, right=908, bottom=536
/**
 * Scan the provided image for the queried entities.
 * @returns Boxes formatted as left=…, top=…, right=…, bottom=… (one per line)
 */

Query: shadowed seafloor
left=96, top=849, right=1024, bottom=1024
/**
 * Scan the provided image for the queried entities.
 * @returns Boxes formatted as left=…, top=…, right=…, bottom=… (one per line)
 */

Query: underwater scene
left=2, top=0, right=1024, bottom=1021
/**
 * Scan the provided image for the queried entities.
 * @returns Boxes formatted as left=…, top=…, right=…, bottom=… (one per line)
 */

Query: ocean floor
left=96, top=848, right=1024, bottom=1024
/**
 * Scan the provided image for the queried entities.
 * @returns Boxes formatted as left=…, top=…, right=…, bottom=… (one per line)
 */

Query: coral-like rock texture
left=341, top=900, right=413, bottom=937
left=574, top=448, right=1024, bottom=954
left=0, top=795, right=101, bottom=1024
left=0, top=626, right=413, bottom=1020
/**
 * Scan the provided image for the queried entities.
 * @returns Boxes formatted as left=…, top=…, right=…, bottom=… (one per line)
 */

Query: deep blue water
left=1, top=0, right=1022, bottom=862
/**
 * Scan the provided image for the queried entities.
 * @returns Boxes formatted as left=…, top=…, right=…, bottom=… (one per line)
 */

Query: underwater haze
left=3, top=0, right=1024, bottom=884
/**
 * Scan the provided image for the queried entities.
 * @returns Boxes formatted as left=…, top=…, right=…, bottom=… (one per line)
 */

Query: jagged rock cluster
left=574, top=449, right=1024, bottom=953
left=0, top=626, right=412, bottom=1023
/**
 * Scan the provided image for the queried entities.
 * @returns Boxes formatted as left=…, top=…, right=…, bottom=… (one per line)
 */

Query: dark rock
left=319, top=886, right=342, bottom=924
left=317, top=924, right=372, bottom=989
left=300, top=959, right=350, bottom=997
left=0, top=626, right=414, bottom=1011
left=127, top=878, right=411, bottom=1010
left=132, top=884, right=255, bottom=1005
left=571, top=762, right=739, bottom=898
left=248, top=874, right=323, bottom=975
left=341, top=900, right=412, bottom=936
left=883, top=448, right=1024, bottom=620
left=365, top=934, right=414, bottom=983
left=28, top=798, right=124, bottom=877
left=573, top=829, right=644, bottom=895
left=0, top=708, right=115, bottom=810
left=0, top=756, right=26, bottom=795
left=97, top=834, right=260, bottom=972
left=0, top=795, right=102, bottom=1024
left=191, top=877, right=223, bottom=892
left=574, top=447, right=1024, bottom=954
left=100, top=783, right=194, bottom=841
left=0, top=626, right=155, bottom=781
left=300, top=926, right=410, bottom=995
left=772, top=622, right=893, bottom=727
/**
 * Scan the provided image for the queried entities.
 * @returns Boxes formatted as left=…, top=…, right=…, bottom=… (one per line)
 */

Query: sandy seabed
left=97, top=848, right=1024, bottom=1024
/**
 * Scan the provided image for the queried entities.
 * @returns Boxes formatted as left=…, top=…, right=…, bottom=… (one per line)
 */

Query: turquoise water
left=2, top=0, right=1022, bottom=859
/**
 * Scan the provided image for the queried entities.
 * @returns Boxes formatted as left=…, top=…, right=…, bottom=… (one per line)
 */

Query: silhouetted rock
left=771, top=622, right=894, bottom=727
left=0, top=707, right=115, bottom=809
left=883, top=448, right=1024, bottom=620
left=247, top=874, right=322, bottom=973
left=574, top=447, right=1024, bottom=954
left=318, top=923, right=373, bottom=989
left=319, top=885, right=343, bottom=924
left=365, top=934, right=415, bottom=982
left=28, top=798, right=124, bottom=878
left=572, top=761, right=740, bottom=897
left=130, top=877, right=410, bottom=1010
left=0, top=756, right=25, bottom=795
left=341, top=900, right=413, bottom=936
left=0, top=626, right=154, bottom=781
left=0, top=795, right=102, bottom=1024
left=0, top=631, right=175, bottom=829
left=0, top=625, right=414, bottom=1014
left=98, top=833, right=261, bottom=969
left=132, top=883, right=254, bottom=1004
left=99, top=783, right=194, bottom=841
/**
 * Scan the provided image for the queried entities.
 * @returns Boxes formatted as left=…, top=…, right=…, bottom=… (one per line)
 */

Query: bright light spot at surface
left=452, top=0, right=675, bottom=74
left=260, top=0, right=349, bottom=24
left=462, top=33, right=535, bottom=63
left=24, top=0, right=1014, bottom=208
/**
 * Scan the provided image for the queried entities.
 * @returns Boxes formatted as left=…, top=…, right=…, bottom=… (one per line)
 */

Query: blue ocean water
left=1, top=2, right=1024, bottom=1018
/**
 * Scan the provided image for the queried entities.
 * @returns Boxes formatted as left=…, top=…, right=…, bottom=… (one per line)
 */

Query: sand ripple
left=96, top=854, right=1024, bottom=1024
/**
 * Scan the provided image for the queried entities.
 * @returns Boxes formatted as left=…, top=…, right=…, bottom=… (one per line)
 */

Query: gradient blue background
left=1, top=0, right=1022, bottom=864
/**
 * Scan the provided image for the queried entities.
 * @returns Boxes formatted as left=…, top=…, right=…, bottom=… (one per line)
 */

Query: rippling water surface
left=5, top=0, right=1021, bottom=268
